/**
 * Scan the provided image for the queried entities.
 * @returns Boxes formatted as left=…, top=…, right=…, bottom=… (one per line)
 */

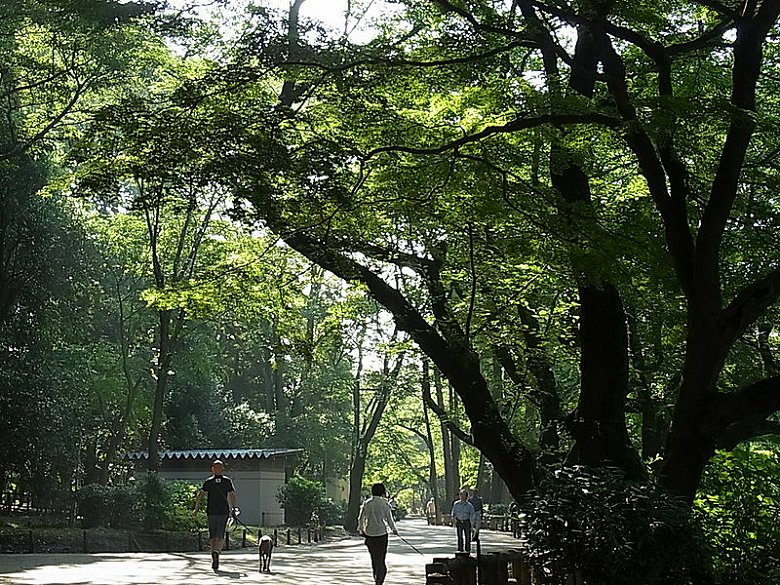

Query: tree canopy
left=3, top=1, right=780, bottom=582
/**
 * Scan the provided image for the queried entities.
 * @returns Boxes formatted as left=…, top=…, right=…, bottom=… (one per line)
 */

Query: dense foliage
left=695, top=448, right=780, bottom=585
left=2, top=0, right=780, bottom=581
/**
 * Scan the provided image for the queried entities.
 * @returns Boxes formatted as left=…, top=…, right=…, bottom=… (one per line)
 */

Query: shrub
left=76, top=483, right=141, bottom=528
left=162, top=480, right=201, bottom=532
left=77, top=476, right=199, bottom=531
left=487, top=502, right=508, bottom=516
left=518, top=466, right=705, bottom=585
left=695, top=447, right=780, bottom=585
left=276, top=475, right=328, bottom=526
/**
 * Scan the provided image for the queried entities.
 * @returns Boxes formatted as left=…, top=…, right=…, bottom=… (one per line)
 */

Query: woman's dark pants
left=364, top=533, right=389, bottom=585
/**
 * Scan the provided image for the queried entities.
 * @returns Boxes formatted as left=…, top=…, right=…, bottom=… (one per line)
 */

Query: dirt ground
left=0, top=517, right=523, bottom=585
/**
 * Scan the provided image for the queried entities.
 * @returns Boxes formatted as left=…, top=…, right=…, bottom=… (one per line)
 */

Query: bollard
left=286, top=528, right=291, bottom=545
left=510, top=558, right=531, bottom=585
left=297, top=527, right=301, bottom=544
left=481, top=552, right=509, bottom=585
left=450, top=552, right=477, bottom=585
left=273, top=528, right=278, bottom=546
left=426, top=557, right=453, bottom=585
left=242, top=528, right=247, bottom=548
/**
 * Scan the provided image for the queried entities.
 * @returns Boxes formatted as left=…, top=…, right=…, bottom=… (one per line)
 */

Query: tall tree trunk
left=518, top=0, right=644, bottom=478
left=422, top=360, right=441, bottom=520
left=146, top=308, right=173, bottom=472
left=659, top=312, right=725, bottom=499
left=565, top=285, right=645, bottom=478
left=343, top=330, right=404, bottom=532
left=436, top=368, right=458, bottom=506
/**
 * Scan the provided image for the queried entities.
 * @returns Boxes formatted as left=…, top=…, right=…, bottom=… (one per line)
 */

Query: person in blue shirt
left=450, top=489, right=476, bottom=553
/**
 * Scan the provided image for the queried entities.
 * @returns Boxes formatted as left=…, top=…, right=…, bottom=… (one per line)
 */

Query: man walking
left=358, top=482, right=398, bottom=585
left=425, top=496, right=436, bottom=525
left=468, top=488, right=484, bottom=540
left=193, top=460, right=238, bottom=572
left=451, top=489, right=476, bottom=553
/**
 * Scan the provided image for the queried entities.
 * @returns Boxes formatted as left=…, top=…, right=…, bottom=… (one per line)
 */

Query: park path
left=0, top=517, right=521, bottom=585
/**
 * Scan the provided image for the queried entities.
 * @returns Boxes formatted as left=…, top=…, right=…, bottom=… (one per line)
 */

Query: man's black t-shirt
left=202, top=474, right=235, bottom=515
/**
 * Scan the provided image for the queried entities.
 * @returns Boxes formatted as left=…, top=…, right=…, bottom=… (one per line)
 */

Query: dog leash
left=228, top=509, right=260, bottom=535
left=396, top=533, right=426, bottom=556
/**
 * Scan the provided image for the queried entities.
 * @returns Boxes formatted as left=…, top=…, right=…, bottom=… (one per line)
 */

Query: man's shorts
left=207, top=514, right=229, bottom=539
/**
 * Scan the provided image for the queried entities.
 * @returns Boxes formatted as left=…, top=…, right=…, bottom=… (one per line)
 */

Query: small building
left=125, top=448, right=302, bottom=527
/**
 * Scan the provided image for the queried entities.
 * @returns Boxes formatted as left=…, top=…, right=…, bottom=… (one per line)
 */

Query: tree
left=226, top=0, right=780, bottom=496
left=342, top=315, right=408, bottom=531
left=179, top=4, right=780, bottom=578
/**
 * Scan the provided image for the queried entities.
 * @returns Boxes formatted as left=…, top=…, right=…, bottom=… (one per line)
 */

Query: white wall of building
left=160, top=469, right=286, bottom=527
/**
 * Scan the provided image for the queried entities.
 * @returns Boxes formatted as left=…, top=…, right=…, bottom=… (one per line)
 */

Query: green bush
left=695, top=447, right=780, bottom=585
left=518, top=466, right=705, bottom=585
left=77, top=476, right=199, bottom=531
left=76, top=483, right=141, bottom=528
left=277, top=475, right=328, bottom=526
left=487, top=502, right=508, bottom=515
left=162, top=480, right=201, bottom=531
left=142, top=472, right=167, bottom=530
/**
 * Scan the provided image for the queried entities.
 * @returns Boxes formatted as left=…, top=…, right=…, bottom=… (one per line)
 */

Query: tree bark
left=422, top=360, right=442, bottom=520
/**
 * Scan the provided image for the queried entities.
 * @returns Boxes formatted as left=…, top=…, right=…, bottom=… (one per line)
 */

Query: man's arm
left=192, top=489, right=204, bottom=515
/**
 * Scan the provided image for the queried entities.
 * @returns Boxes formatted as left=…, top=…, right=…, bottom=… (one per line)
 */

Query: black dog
left=259, top=534, right=274, bottom=572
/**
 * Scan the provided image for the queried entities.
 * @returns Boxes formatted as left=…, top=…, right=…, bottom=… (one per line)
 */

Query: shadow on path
left=0, top=517, right=522, bottom=584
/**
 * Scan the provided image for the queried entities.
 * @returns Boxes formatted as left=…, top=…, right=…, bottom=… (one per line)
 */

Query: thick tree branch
left=697, top=4, right=780, bottom=289
left=593, top=27, right=697, bottom=297
left=721, top=266, right=780, bottom=345
left=717, top=417, right=780, bottom=450
left=364, top=112, right=621, bottom=160
left=267, top=225, right=536, bottom=494
left=422, top=381, right=474, bottom=446
left=280, top=39, right=537, bottom=74
left=710, top=375, right=780, bottom=438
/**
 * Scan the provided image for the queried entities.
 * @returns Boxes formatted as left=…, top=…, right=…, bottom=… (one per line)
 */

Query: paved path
left=0, top=518, right=521, bottom=585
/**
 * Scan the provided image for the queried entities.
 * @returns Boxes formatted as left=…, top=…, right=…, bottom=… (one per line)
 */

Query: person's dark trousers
left=455, top=520, right=471, bottom=552
left=364, top=533, right=389, bottom=585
